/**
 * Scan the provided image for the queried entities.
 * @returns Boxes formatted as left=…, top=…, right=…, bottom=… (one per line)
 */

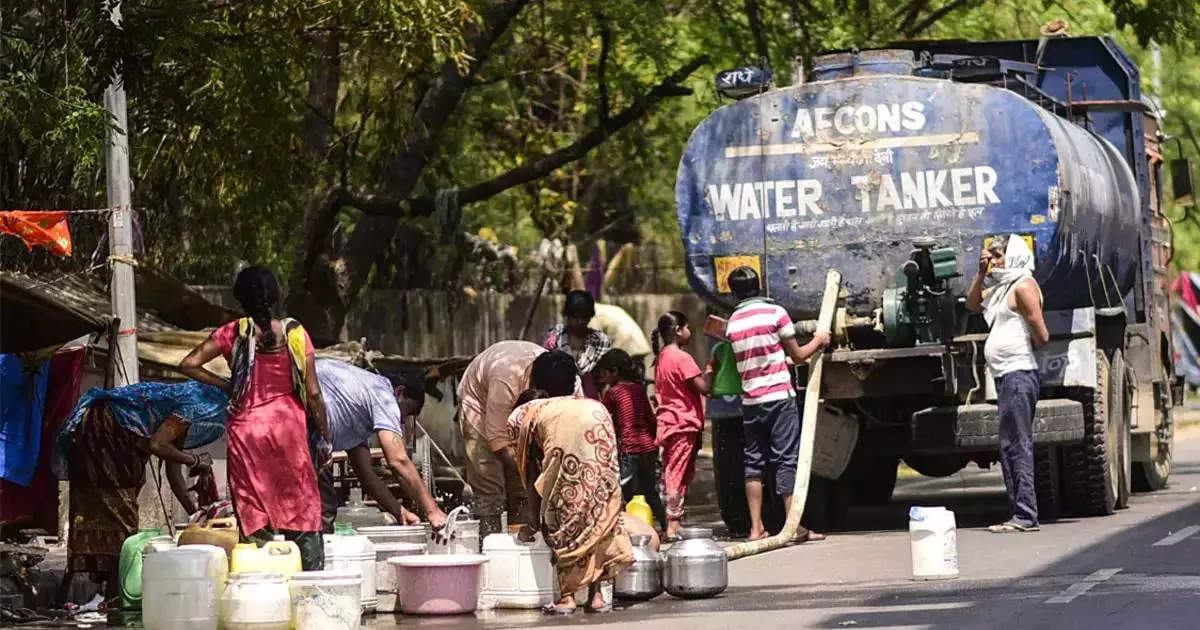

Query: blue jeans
left=997, top=369, right=1040, bottom=527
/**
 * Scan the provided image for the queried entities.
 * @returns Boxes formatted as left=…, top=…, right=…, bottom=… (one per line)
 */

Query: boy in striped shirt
left=726, top=266, right=830, bottom=541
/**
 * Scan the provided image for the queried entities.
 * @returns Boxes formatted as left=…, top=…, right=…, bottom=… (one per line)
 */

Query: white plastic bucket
left=480, top=533, right=555, bottom=609
left=219, top=572, right=291, bottom=630
left=324, top=532, right=376, bottom=612
left=289, top=570, right=362, bottom=630
left=142, top=546, right=226, bottom=630
left=909, top=506, right=958, bottom=580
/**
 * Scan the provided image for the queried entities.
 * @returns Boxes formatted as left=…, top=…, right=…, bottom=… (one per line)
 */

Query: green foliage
left=7, top=0, right=1200, bottom=292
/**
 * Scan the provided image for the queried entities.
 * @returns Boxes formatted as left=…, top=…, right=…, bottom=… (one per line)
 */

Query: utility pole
left=104, top=0, right=138, bottom=387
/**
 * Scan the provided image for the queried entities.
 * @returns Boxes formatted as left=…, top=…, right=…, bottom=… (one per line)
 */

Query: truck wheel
left=1063, top=350, right=1120, bottom=516
left=801, top=476, right=850, bottom=532
left=850, top=456, right=900, bottom=505
left=1133, top=385, right=1174, bottom=492
left=1034, top=446, right=1062, bottom=522
left=711, top=417, right=751, bottom=537
left=902, top=454, right=968, bottom=478
left=1112, top=351, right=1132, bottom=509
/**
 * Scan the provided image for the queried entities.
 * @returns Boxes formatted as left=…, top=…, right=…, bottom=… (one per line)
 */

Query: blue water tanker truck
left=678, top=36, right=1183, bottom=528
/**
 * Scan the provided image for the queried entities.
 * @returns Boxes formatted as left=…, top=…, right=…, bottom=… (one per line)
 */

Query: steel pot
left=615, top=535, right=664, bottom=600
left=663, top=527, right=727, bottom=599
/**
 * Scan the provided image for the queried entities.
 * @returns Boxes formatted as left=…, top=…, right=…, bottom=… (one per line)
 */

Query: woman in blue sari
left=56, top=381, right=229, bottom=586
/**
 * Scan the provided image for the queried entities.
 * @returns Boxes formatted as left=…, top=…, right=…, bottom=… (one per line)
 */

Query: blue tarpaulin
left=0, top=354, right=50, bottom=486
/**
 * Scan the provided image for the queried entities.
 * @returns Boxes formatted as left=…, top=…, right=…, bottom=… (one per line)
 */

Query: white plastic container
left=289, top=570, right=362, bottom=630
left=909, top=506, right=958, bottom=580
left=220, top=572, right=291, bottom=630
left=142, top=546, right=227, bottom=630
left=324, top=529, right=377, bottom=612
left=374, top=542, right=425, bottom=612
left=356, top=524, right=429, bottom=547
left=480, top=533, right=555, bottom=608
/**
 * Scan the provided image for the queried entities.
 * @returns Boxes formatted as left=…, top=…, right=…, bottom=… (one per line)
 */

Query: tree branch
left=349, top=54, right=710, bottom=218
left=743, top=0, right=771, bottom=64
left=596, top=12, right=611, bottom=122
left=905, top=0, right=976, bottom=38
left=290, top=0, right=531, bottom=337
left=893, top=0, right=931, bottom=35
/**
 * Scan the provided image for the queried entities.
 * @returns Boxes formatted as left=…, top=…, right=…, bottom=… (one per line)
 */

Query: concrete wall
left=344, top=290, right=713, bottom=471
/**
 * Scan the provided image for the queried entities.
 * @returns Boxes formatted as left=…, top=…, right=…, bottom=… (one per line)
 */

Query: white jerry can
left=909, top=506, right=959, bottom=580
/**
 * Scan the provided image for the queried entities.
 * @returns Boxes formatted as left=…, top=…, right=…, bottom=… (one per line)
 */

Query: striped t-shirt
left=727, top=298, right=796, bottom=405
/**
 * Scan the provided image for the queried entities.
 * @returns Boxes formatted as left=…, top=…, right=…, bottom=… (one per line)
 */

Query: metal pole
left=104, top=0, right=138, bottom=387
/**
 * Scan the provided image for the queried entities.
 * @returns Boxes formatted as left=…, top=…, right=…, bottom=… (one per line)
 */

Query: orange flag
left=0, top=211, right=72, bottom=256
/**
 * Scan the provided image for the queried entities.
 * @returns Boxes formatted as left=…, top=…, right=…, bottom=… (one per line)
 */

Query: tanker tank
left=675, top=59, right=1141, bottom=321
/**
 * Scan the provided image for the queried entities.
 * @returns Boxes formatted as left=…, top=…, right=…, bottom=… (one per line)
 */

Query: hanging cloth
left=0, top=211, right=72, bottom=256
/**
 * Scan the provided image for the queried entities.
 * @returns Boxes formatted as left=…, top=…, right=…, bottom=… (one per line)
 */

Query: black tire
left=1063, top=350, right=1118, bottom=516
left=711, top=417, right=751, bottom=537
left=902, top=454, right=969, bottom=478
left=850, top=455, right=900, bottom=505
left=801, top=476, right=850, bottom=532
left=1034, top=446, right=1062, bottom=522
left=1111, top=351, right=1132, bottom=509
left=1133, top=382, right=1174, bottom=492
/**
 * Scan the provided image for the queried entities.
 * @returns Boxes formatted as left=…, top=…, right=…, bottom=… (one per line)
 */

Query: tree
left=6, top=0, right=1200, bottom=345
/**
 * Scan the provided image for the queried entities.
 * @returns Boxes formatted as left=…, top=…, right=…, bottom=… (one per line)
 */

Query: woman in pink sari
left=181, top=266, right=329, bottom=569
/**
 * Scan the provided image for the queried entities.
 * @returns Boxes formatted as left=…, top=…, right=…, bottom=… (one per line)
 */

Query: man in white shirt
left=966, top=235, right=1049, bottom=533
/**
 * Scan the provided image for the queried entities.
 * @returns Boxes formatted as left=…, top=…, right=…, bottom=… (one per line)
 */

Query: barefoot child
left=595, top=349, right=668, bottom=530
left=651, top=311, right=711, bottom=539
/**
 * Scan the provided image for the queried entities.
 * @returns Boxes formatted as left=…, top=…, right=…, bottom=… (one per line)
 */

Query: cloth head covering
left=982, top=234, right=1035, bottom=327
left=55, top=381, right=229, bottom=478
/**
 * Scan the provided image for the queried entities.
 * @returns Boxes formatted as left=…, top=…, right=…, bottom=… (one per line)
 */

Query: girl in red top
left=651, top=311, right=711, bottom=538
left=595, top=349, right=667, bottom=531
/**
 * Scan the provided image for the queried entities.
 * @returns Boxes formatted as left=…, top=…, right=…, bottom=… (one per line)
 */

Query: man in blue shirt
left=316, top=359, right=448, bottom=531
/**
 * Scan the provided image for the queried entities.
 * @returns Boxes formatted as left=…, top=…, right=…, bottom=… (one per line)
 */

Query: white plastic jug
left=142, top=545, right=227, bottom=630
left=480, top=532, right=555, bottom=609
left=324, top=527, right=377, bottom=612
left=909, top=506, right=958, bottom=580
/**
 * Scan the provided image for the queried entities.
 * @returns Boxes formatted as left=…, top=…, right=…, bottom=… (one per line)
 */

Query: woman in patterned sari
left=509, top=391, right=633, bottom=614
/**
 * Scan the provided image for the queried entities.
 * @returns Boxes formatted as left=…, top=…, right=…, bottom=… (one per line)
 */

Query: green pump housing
left=881, top=239, right=960, bottom=347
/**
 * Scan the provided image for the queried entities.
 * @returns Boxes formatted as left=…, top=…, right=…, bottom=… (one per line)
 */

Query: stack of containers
left=324, top=522, right=378, bottom=612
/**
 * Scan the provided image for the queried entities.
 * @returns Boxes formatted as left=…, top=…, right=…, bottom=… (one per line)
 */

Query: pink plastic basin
left=388, top=554, right=488, bottom=615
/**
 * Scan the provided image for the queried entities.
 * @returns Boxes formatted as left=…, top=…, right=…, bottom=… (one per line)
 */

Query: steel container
left=614, top=535, right=664, bottom=600
left=663, top=527, right=727, bottom=599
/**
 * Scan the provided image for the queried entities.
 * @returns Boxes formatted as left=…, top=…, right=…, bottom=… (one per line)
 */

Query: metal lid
left=678, top=527, right=714, bottom=540
left=630, top=535, right=652, bottom=547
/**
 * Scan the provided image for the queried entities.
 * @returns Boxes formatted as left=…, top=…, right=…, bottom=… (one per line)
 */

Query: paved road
left=371, top=427, right=1200, bottom=630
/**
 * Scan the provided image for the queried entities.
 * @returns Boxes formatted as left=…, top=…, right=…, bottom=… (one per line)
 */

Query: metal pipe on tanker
left=794, top=310, right=877, bottom=339
left=725, top=269, right=842, bottom=560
